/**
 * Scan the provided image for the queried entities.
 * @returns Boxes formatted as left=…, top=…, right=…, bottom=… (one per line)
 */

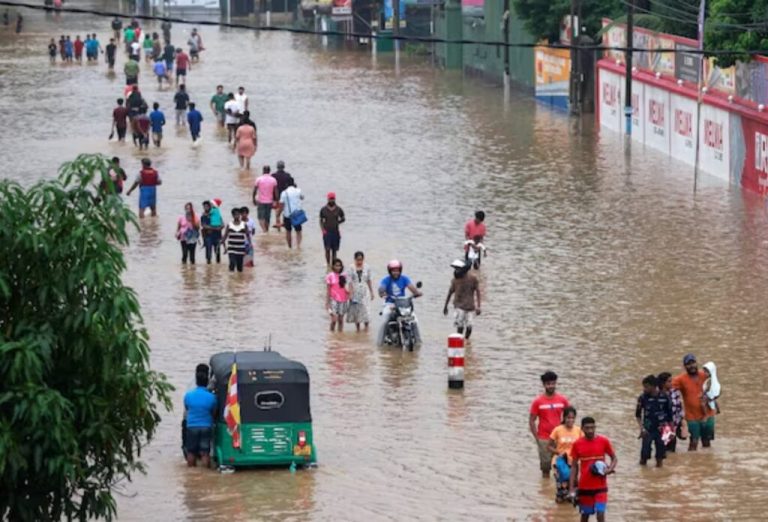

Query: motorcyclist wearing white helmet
left=377, top=260, right=422, bottom=345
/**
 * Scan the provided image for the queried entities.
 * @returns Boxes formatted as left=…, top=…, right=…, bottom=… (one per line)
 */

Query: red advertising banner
left=740, top=117, right=768, bottom=195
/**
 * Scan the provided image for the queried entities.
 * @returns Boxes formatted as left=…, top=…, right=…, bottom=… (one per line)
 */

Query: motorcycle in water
left=379, top=282, right=422, bottom=351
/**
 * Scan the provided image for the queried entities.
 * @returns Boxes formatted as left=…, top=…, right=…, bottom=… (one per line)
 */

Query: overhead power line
left=2, top=0, right=768, bottom=56
left=646, top=0, right=699, bottom=20
left=621, top=0, right=766, bottom=31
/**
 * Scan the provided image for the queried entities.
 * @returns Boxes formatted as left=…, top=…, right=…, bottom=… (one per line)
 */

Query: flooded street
left=3, top=3, right=768, bottom=520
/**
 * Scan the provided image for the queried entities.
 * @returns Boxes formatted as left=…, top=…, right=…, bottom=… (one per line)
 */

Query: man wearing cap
left=442, top=259, right=481, bottom=339
left=320, top=192, right=345, bottom=265
left=272, top=160, right=295, bottom=229
left=672, top=354, right=714, bottom=450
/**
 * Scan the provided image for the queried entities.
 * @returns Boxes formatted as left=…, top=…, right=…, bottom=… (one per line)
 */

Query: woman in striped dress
left=221, top=208, right=250, bottom=273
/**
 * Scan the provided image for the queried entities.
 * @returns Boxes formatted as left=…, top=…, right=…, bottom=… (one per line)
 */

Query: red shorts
left=578, top=491, right=607, bottom=515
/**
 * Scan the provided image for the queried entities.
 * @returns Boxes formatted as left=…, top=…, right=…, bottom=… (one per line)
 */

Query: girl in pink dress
left=175, top=202, right=200, bottom=264
left=325, top=259, right=349, bottom=332
left=233, top=111, right=257, bottom=170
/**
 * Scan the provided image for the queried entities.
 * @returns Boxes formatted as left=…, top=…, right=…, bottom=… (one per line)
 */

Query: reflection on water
left=3, top=3, right=768, bottom=520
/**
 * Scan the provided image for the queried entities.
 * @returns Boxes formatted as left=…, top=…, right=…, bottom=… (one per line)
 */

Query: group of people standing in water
left=529, top=353, right=722, bottom=521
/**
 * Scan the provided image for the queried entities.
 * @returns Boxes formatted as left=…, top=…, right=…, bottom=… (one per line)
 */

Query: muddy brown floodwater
left=1, top=2, right=768, bottom=520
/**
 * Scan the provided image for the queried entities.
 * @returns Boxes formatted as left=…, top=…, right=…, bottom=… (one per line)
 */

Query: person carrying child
left=463, top=234, right=487, bottom=269
left=657, top=372, right=685, bottom=452
left=635, top=375, right=673, bottom=467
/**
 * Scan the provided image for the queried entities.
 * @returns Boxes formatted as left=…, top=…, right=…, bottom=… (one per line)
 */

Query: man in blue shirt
left=377, top=259, right=422, bottom=345
left=149, top=102, right=166, bottom=148
left=86, top=33, right=101, bottom=62
left=187, top=102, right=203, bottom=143
left=378, top=259, right=421, bottom=303
left=153, top=58, right=168, bottom=89
left=184, top=364, right=217, bottom=467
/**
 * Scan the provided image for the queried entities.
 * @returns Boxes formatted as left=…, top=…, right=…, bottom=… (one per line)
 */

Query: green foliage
left=706, top=0, right=768, bottom=66
left=513, top=0, right=623, bottom=43
left=0, top=154, right=173, bottom=521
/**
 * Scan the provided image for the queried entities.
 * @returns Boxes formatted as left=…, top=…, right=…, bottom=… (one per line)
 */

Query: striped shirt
left=226, top=222, right=248, bottom=255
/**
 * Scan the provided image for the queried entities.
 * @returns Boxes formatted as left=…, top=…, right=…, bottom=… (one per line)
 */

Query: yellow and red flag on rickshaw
left=223, top=362, right=241, bottom=448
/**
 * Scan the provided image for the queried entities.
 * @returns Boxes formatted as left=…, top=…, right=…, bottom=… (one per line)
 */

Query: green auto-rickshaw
left=209, top=350, right=316, bottom=468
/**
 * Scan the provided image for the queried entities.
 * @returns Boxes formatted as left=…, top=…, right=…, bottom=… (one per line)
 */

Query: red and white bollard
left=447, top=334, right=465, bottom=389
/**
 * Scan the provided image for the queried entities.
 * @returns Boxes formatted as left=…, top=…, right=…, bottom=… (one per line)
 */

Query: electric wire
left=620, top=0, right=767, bottom=32
left=2, top=0, right=768, bottom=56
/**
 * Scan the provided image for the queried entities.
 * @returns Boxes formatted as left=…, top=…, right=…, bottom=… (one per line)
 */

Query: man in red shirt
left=111, top=98, right=129, bottom=142
left=73, top=35, right=84, bottom=62
left=464, top=210, right=486, bottom=241
left=126, top=158, right=162, bottom=218
left=529, top=371, right=570, bottom=478
left=175, top=47, right=190, bottom=86
left=569, top=417, right=617, bottom=522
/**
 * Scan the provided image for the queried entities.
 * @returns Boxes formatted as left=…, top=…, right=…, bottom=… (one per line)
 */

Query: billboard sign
left=599, top=69, right=622, bottom=133
left=535, top=47, right=570, bottom=109
left=645, top=84, right=670, bottom=154
left=461, top=0, right=483, bottom=15
left=384, top=0, right=406, bottom=22
left=669, top=94, right=698, bottom=166
left=697, top=103, right=730, bottom=181
left=675, top=43, right=699, bottom=83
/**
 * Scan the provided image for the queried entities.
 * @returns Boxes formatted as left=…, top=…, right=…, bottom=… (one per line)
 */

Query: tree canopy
left=513, top=0, right=622, bottom=43
left=0, top=154, right=172, bottom=521
left=706, top=0, right=768, bottom=66
left=513, top=0, right=768, bottom=67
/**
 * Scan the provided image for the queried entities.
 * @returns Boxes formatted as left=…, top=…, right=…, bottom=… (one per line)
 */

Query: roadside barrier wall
left=597, top=60, right=768, bottom=195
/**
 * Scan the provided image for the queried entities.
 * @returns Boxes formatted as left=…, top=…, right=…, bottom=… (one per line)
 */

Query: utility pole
left=393, top=0, right=400, bottom=71
left=624, top=0, right=634, bottom=136
left=392, top=0, right=400, bottom=51
left=576, top=0, right=583, bottom=112
left=569, top=0, right=576, bottom=114
left=693, top=0, right=707, bottom=187
left=503, top=0, right=510, bottom=98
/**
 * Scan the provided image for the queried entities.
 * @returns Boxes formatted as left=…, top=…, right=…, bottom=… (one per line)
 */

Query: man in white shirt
left=223, top=92, right=240, bottom=144
left=130, top=39, right=141, bottom=61
left=279, top=181, right=305, bottom=248
left=235, top=86, right=248, bottom=113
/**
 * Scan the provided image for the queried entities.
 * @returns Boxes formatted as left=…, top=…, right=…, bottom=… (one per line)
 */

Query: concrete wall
left=436, top=0, right=535, bottom=90
left=598, top=60, right=768, bottom=195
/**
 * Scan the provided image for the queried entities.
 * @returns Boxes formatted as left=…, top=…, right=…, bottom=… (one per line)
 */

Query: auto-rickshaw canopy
left=209, top=351, right=311, bottom=424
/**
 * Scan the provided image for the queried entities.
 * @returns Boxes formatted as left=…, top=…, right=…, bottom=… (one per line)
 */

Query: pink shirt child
left=254, top=174, right=277, bottom=204
left=325, top=272, right=349, bottom=303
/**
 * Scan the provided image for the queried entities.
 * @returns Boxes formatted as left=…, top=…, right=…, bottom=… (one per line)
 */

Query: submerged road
left=1, top=2, right=767, bottom=520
